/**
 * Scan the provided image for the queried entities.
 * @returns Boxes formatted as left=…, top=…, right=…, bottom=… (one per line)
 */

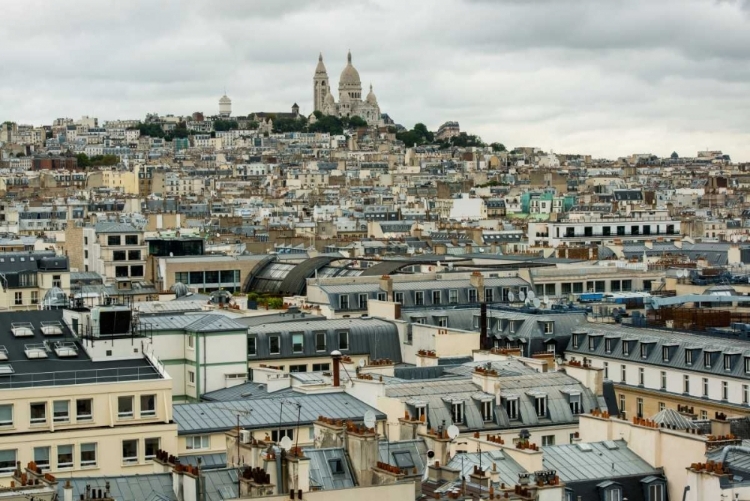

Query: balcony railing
left=0, top=366, right=161, bottom=389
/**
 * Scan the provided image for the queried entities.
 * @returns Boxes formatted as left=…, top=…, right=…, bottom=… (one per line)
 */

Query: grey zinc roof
left=94, top=221, right=143, bottom=233
left=447, top=450, right=527, bottom=487
left=303, top=447, right=356, bottom=489
left=58, top=474, right=176, bottom=501
left=138, top=313, right=247, bottom=333
left=201, top=381, right=296, bottom=402
left=247, top=317, right=402, bottom=363
left=651, top=408, right=698, bottom=429
left=378, top=439, right=429, bottom=476
left=543, top=440, right=662, bottom=482
left=173, top=393, right=386, bottom=435
left=566, top=323, right=750, bottom=379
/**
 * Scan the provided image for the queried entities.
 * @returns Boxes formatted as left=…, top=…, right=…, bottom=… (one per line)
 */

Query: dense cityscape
left=1, top=5, right=750, bottom=500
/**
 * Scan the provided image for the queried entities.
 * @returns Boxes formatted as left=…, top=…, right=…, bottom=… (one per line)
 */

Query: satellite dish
left=279, top=436, right=293, bottom=451
left=358, top=359, right=366, bottom=368
left=447, top=425, right=460, bottom=440
left=508, top=291, right=515, bottom=302
left=524, top=299, right=532, bottom=307
left=518, top=291, right=526, bottom=302
left=364, top=410, right=377, bottom=429
left=543, top=295, right=550, bottom=305
left=533, top=298, right=541, bottom=308
left=527, top=290, right=536, bottom=300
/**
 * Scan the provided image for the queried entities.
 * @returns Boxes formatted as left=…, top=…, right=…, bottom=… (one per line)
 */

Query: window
left=623, top=342, right=630, bottom=356
left=451, top=402, right=464, bottom=424
left=724, top=355, right=732, bottom=371
left=640, top=344, right=648, bottom=359
left=248, top=336, right=257, bottom=356
left=118, top=396, right=134, bottom=419
left=122, top=440, right=138, bottom=464
left=312, top=363, right=330, bottom=372
left=622, top=280, right=632, bottom=292
left=572, top=335, right=579, bottom=349
left=619, top=394, right=625, bottom=414
left=57, top=445, right=73, bottom=469
left=358, top=293, right=368, bottom=309
left=188, top=370, right=195, bottom=385
left=338, top=331, right=349, bottom=350
left=33, top=447, right=49, bottom=470
left=662, top=346, right=670, bottom=362
left=377, top=292, right=386, bottom=301
left=468, top=289, right=477, bottom=303
left=31, top=291, right=38, bottom=305
left=292, top=333, right=304, bottom=353
left=0, top=405, right=11, bottom=427
left=603, top=362, right=609, bottom=379
left=80, top=443, right=97, bottom=467
left=505, top=398, right=519, bottom=420
left=744, top=385, right=749, bottom=405
left=544, top=322, right=554, bottom=334
left=542, top=435, right=555, bottom=446
left=52, top=274, right=61, bottom=288
left=115, top=266, right=129, bottom=278
left=722, top=381, right=728, bottom=400
left=14, top=292, right=21, bottom=305
left=339, top=295, right=349, bottom=310
left=639, top=368, right=644, bottom=386
left=108, top=235, right=121, bottom=246
left=141, top=394, right=156, bottom=417
left=700, top=410, right=708, bottom=420
left=186, top=335, right=195, bottom=350
left=415, top=291, right=424, bottom=306
left=394, top=292, right=404, bottom=304
left=449, top=289, right=458, bottom=304
left=621, top=365, right=626, bottom=383
left=128, top=250, right=141, bottom=261
left=482, top=401, right=493, bottom=422
left=130, top=265, right=144, bottom=277
left=145, top=438, right=160, bottom=460
left=125, top=235, right=138, bottom=245
left=328, top=458, right=345, bottom=475
left=432, top=290, right=441, bottom=305
left=185, top=435, right=210, bottom=450
left=485, top=288, right=494, bottom=303
left=535, top=396, right=547, bottom=417
left=569, top=394, right=581, bottom=414
left=702, top=378, right=709, bottom=397
left=588, top=336, right=596, bottom=351
left=30, top=402, right=46, bottom=424
left=290, top=364, right=307, bottom=373
left=636, top=398, right=643, bottom=418
left=746, top=357, right=750, bottom=373
left=76, top=399, right=92, bottom=421
left=605, top=487, right=622, bottom=501
left=604, top=338, right=612, bottom=353
left=686, top=350, right=693, bottom=366
left=649, top=483, right=665, bottom=501
left=437, top=317, right=448, bottom=328
left=113, top=250, right=126, bottom=261
left=392, top=451, right=415, bottom=470
left=659, top=402, right=665, bottom=412
left=660, top=371, right=666, bottom=390
left=53, top=400, right=70, bottom=423
left=684, top=375, right=690, bottom=394
left=0, top=450, right=15, bottom=474
left=269, top=335, right=280, bottom=355
left=704, top=352, right=712, bottom=368
left=271, top=429, right=294, bottom=442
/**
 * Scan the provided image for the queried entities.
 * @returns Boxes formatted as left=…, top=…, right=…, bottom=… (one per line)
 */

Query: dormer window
left=504, top=397, right=519, bottom=420
left=686, top=350, right=693, bottom=366
left=662, top=346, right=670, bottom=362
left=572, top=334, right=580, bottom=349
left=623, top=342, right=630, bottom=356
left=589, top=336, right=596, bottom=351
left=481, top=401, right=493, bottom=422
left=543, top=322, right=554, bottom=334
left=535, top=396, right=547, bottom=417
left=641, top=344, right=648, bottom=359
left=451, top=402, right=464, bottom=424
left=745, top=357, right=750, bottom=374
left=605, top=338, right=612, bottom=354
left=704, top=352, right=712, bottom=369
left=724, top=355, right=732, bottom=372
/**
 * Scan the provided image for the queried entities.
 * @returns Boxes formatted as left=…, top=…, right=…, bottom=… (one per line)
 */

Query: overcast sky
left=2, top=0, right=750, bottom=160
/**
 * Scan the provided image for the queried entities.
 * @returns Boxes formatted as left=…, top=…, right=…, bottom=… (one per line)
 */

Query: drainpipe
left=331, top=350, right=342, bottom=387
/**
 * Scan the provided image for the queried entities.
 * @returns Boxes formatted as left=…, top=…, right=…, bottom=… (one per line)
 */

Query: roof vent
left=577, top=443, right=593, bottom=452
left=41, top=322, right=63, bottom=336
left=54, top=341, right=78, bottom=358
left=24, top=343, right=49, bottom=359
left=11, top=323, right=34, bottom=338
left=0, top=364, right=13, bottom=375
left=0, top=347, right=8, bottom=361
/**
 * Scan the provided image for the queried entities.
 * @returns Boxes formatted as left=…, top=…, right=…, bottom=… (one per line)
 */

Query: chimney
left=63, top=480, right=73, bottom=501
left=287, top=454, right=311, bottom=493
left=345, top=426, right=379, bottom=486
left=379, top=275, right=393, bottom=301
left=172, top=465, right=184, bottom=501
left=331, top=350, right=342, bottom=387
left=470, top=272, right=485, bottom=301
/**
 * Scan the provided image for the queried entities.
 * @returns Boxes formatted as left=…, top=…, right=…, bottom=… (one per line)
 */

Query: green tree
left=346, top=115, right=368, bottom=128
left=267, top=297, right=284, bottom=309
left=308, top=114, right=344, bottom=135
left=313, top=110, right=324, bottom=120
left=76, top=153, right=91, bottom=168
left=490, top=142, right=507, bottom=152
left=273, top=116, right=307, bottom=133
left=213, top=119, right=239, bottom=132
left=137, top=122, right=165, bottom=138
left=89, top=154, right=119, bottom=166
left=396, top=123, right=435, bottom=146
left=246, top=121, right=259, bottom=130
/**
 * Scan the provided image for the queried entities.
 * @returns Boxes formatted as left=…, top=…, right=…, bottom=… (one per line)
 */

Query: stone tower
left=313, top=53, right=329, bottom=112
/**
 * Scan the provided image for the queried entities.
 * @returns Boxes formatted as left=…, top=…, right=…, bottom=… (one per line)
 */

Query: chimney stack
left=331, top=350, right=342, bottom=387
left=379, top=275, right=393, bottom=301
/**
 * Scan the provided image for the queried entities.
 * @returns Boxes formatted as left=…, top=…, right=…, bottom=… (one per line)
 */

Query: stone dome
left=339, top=51, right=361, bottom=87
left=324, top=91, right=336, bottom=105
left=366, top=84, right=377, bottom=105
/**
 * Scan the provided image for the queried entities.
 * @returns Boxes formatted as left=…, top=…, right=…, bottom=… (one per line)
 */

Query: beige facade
left=86, top=169, right=138, bottom=195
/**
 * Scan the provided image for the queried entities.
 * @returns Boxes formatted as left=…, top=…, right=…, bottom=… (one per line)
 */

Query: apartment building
left=0, top=309, right=176, bottom=476
left=82, top=222, right=146, bottom=283
left=566, top=324, right=750, bottom=421
left=0, top=251, right=69, bottom=311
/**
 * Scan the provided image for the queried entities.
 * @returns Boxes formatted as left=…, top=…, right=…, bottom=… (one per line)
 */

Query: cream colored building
left=0, top=309, right=177, bottom=477
left=86, top=168, right=138, bottom=195
left=0, top=252, right=70, bottom=311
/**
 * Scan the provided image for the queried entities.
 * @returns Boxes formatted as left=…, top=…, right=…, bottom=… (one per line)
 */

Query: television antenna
left=215, top=406, right=252, bottom=497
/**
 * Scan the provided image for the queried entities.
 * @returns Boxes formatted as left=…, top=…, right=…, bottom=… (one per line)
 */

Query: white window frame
left=451, top=402, right=464, bottom=424
left=188, top=370, right=195, bottom=386
left=291, top=333, right=304, bottom=353
left=0, top=450, right=16, bottom=474
left=0, top=405, right=12, bottom=427
left=80, top=443, right=97, bottom=468
left=30, top=402, right=46, bottom=425
left=684, top=375, right=690, bottom=394
left=339, top=295, right=349, bottom=310
left=269, top=335, right=280, bottom=355
left=185, top=435, right=210, bottom=450
left=448, top=289, right=458, bottom=304
left=621, top=365, right=626, bottom=383
left=53, top=400, right=70, bottom=423
left=544, top=322, right=554, bottom=334
left=140, top=394, right=156, bottom=418
left=660, top=371, right=666, bottom=390
left=394, top=292, right=404, bottom=304
left=535, top=396, right=547, bottom=417
left=145, top=437, right=160, bottom=460
left=122, top=439, right=138, bottom=465
left=358, top=293, right=368, bottom=309
left=117, top=396, right=134, bottom=419
left=482, top=401, right=493, bottom=422
left=57, top=445, right=73, bottom=469
left=702, top=378, right=709, bottom=397
left=722, top=381, right=728, bottom=400
left=415, top=291, right=424, bottom=306
left=338, top=331, right=349, bottom=351
left=187, top=336, right=194, bottom=349
left=639, top=368, right=644, bottom=386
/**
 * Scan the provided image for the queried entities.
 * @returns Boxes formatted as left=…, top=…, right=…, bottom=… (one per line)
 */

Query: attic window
left=392, top=451, right=415, bottom=470
left=328, top=458, right=344, bottom=475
